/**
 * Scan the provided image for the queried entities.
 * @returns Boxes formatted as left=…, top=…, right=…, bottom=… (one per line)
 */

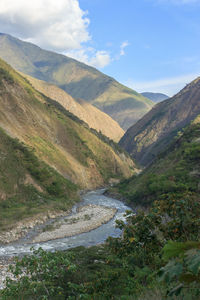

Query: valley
left=0, top=31, right=200, bottom=300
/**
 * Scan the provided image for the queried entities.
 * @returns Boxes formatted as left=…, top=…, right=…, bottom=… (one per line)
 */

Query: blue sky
left=0, top=0, right=200, bottom=96
left=78, top=0, right=200, bottom=95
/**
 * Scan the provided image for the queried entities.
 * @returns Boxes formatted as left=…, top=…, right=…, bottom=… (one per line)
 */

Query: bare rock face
left=120, top=77, right=200, bottom=166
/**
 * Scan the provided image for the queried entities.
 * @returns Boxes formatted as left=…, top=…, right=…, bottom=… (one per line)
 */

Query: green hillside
left=0, top=33, right=154, bottom=130
left=113, top=118, right=200, bottom=207
left=0, top=128, right=78, bottom=233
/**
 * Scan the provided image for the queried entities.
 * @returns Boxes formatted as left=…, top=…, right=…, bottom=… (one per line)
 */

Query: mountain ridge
left=0, top=33, right=154, bottom=130
left=0, top=57, right=134, bottom=191
left=141, top=92, right=169, bottom=102
left=22, top=73, right=124, bottom=142
left=119, top=76, right=200, bottom=166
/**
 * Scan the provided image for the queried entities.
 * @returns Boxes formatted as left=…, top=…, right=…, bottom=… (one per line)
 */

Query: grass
left=0, top=127, right=78, bottom=232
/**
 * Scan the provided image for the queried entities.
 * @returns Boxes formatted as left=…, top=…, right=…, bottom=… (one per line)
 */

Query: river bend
left=0, top=189, right=131, bottom=257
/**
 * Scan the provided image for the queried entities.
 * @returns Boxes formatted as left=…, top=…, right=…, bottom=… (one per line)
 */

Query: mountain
left=22, top=74, right=124, bottom=142
left=111, top=117, right=200, bottom=207
left=141, top=92, right=169, bottom=102
left=0, top=33, right=154, bottom=130
left=0, top=127, right=78, bottom=233
left=0, top=58, right=134, bottom=192
left=120, top=77, right=200, bottom=166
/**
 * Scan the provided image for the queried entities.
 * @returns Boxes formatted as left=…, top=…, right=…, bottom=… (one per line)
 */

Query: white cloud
left=113, top=41, right=130, bottom=61
left=120, top=41, right=129, bottom=56
left=125, top=73, right=200, bottom=96
left=66, top=40, right=130, bottom=69
left=0, top=0, right=130, bottom=69
left=90, top=51, right=111, bottom=68
left=65, top=48, right=111, bottom=68
left=65, top=48, right=91, bottom=64
left=0, top=0, right=90, bottom=51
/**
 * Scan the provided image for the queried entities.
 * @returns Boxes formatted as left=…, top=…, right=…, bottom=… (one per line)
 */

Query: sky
left=0, top=0, right=200, bottom=96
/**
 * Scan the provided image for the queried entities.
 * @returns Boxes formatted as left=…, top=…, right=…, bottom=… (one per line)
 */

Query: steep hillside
left=0, top=33, right=154, bottom=130
left=141, top=92, right=169, bottom=102
left=23, top=74, right=124, bottom=142
left=120, top=77, right=200, bottom=166
left=112, top=118, right=200, bottom=207
left=0, top=58, right=134, bottom=193
left=0, top=128, right=78, bottom=233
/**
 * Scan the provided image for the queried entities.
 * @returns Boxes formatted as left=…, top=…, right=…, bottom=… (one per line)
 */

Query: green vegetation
left=0, top=246, right=163, bottom=299
left=158, top=241, right=200, bottom=297
left=0, top=128, right=78, bottom=232
left=0, top=67, right=14, bottom=85
left=115, top=122, right=200, bottom=206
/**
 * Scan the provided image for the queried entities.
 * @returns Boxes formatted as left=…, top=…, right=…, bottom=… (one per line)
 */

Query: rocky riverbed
left=0, top=210, right=71, bottom=244
left=0, top=189, right=132, bottom=290
left=0, top=204, right=116, bottom=290
left=33, top=205, right=117, bottom=243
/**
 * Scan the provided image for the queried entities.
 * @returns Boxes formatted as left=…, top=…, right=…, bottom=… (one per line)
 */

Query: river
left=0, top=189, right=132, bottom=257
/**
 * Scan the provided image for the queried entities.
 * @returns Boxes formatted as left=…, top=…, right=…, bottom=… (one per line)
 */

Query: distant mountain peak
left=141, top=92, right=169, bottom=103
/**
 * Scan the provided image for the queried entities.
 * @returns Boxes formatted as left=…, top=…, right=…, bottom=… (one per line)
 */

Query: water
left=0, top=189, right=132, bottom=257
